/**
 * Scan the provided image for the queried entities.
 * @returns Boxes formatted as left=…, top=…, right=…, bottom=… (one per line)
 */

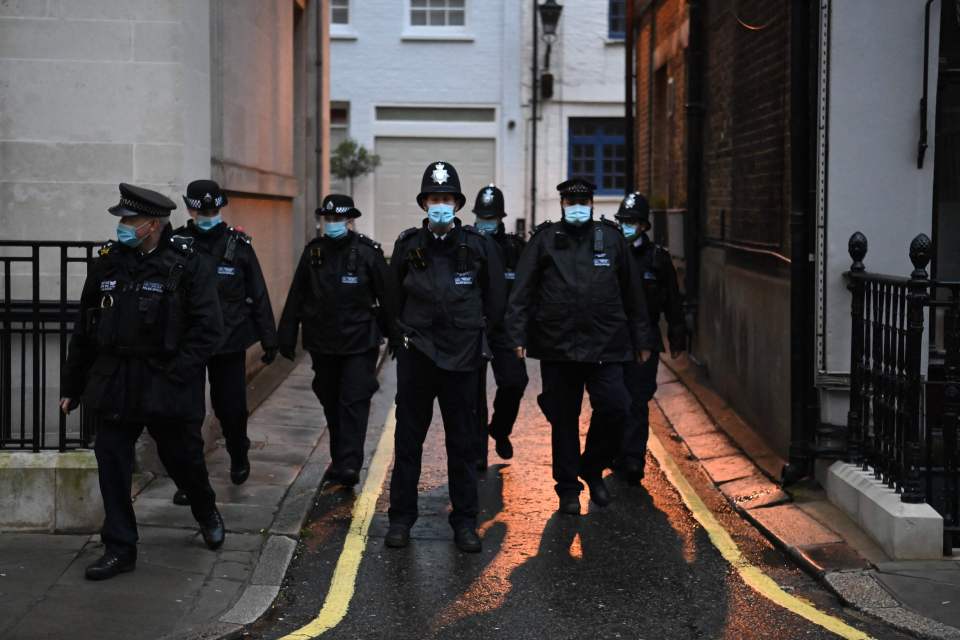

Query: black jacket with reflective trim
left=390, top=219, right=506, bottom=372
left=486, top=226, right=526, bottom=351
left=278, top=230, right=398, bottom=355
left=174, top=221, right=278, bottom=354
left=62, top=224, right=224, bottom=422
left=505, top=218, right=655, bottom=363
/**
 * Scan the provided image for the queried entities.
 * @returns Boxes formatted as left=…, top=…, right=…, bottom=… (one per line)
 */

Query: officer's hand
left=279, top=347, right=296, bottom=362
left=261, top=348, right=278, bottom=365
left=638, top=350, right=653, bottom=363
left=59, top=397, right=78, bottom=415
left=514, top=347, right=526, bottom=360
left=671, top=350, right=683, bottom=360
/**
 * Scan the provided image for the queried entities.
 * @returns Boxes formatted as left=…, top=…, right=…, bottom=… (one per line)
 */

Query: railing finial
left=909, top=233, right=932, bottom=279
left=848, top=231, right=868, bottom=272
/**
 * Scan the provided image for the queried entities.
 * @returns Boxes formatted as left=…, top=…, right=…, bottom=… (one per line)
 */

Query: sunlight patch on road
left=647, top=430, right=875, bottom=640
left=277, top=405, right=397, bottom=640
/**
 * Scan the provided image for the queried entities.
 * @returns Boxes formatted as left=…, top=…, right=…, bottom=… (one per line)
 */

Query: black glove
left=261, top=348, right=278, bottom=364
left=279, top=346, right=296, bottom=362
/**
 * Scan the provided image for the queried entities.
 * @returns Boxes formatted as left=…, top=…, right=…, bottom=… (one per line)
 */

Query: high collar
left=320, top=229, right=354, bottom=247
left=560, top=217, right=594, bottom=237
left=422, top=217, right=462, bottom=244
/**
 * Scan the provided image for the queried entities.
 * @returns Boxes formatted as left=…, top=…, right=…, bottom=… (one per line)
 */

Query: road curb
left=158, top=345, right=391, bottom=640
left=657, top=359, right=960, bottom=640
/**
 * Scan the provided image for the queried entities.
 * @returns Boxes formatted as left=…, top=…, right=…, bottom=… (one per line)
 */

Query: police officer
left=471, top=184, right=528, bottom=469
left=277, top=194, right=397, bottom=487
left=170, top=180, right=278, bottom=499
left=60, top=183, right=226, bottom=580
left=505, top=178, right=655, bottom=515
left=386, top=161, right=506, bottom=553
left=610, top=192, right=686, bottom=483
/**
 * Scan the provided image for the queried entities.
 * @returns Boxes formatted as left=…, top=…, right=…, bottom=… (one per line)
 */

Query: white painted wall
left=523, top=0, right=627, bottom=222
left=817, top=0, right=941, bottom=421
left=329, top=0, right=524, bottom=239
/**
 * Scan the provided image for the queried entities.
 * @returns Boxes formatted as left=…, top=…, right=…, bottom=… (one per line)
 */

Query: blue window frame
left=608, top=0, right=626, bottom=40
left=568, top=118, right=627, bottom=195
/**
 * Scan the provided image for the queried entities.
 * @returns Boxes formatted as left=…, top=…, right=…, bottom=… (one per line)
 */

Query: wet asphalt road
left=246, top=360, right=910, bottom=640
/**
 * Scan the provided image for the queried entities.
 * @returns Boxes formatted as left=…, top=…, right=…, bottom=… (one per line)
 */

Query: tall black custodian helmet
left=108, top=183, right=177, bottom=217
left=615, top=191, right=651, bottom=224
left=472, top=184, right=506, bottom=219
left=183, top=179, right=228, bottom=211
left=317, top=193, right=362, bottom=218
left=416, top=161, right=466, bottom=211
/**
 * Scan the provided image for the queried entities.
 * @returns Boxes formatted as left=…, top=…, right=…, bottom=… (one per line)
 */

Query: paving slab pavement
left=0, top=355, right=358, bottom=640
left=659, top=355, right=960, bottom=640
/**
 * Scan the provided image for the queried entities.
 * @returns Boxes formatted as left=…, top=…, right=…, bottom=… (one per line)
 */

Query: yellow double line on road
left=278, top=405, right=397, bottom=640
left=279, top=402, right=872, bottom=640
left=647, top=430, right=874, bottom=640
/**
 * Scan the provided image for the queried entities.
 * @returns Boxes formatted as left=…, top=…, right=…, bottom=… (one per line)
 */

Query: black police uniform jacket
left=277, top=230, right=398, bottom=356
left=505, top=218, right=655, bottom=362
left=628, top=232, right=687, bottom=353
left=391, top=219, right=507, bottom=372
left=62, top=224, right=224, bottom=423
left=173, top=220, right=278, bottom=355
left=486, top=225, right=526, bottom=351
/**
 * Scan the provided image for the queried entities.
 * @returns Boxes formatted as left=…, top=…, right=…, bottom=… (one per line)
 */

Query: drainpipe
left=684, top=0, right=704, bottom=336
left=783, top=0, right=815, bottom=484
left=647, top=2, right=655, bottom=193
left=625, top=0, right=636, bottom=192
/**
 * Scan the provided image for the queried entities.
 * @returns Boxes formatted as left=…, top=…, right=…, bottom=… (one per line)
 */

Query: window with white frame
left=608, top=0, right=626, bottom=40
left=331, top=0, right=349, bottom=25
left=410, top=0, right=465, bottom=27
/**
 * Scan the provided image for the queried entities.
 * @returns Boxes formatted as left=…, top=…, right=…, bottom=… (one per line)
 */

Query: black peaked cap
left=108, top=183, right=177, bottom=218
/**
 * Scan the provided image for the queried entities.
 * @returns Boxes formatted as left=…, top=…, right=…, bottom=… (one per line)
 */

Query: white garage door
left=374, top=137, right=496, bottom=254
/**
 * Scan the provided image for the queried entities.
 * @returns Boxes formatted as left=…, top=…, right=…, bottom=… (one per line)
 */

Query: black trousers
left=95, top=419, right=217, bottom=557
left=538, top=361, right=631, bottom=497
left=309, top=348, right=380, bottom=471
left=207, top=351, right=249, bottom=457
left=478, top=347, right=529, bottom=460
left=389, top=347, right=480, bottom=530
left=621, top=355, right=660, bottom=463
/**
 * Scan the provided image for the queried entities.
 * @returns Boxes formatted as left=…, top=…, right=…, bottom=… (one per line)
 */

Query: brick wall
left=703, top=0, right=791, bottom=252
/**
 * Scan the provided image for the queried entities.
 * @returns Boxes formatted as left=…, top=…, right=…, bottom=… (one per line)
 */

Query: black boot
left=583, top=475, right=611, bottom=507
left=454, top=528, right=482, bottom=553
left=385, top=523, right=410, bottom=549
left=338, top=468, right=360, bottom=487
left=172, top=490, right=190, bottom=506
left=85, top=551, right=136, bottom=581
left=230, top=448, right=250, bottom=486
left=621, top=458, right=645, bottom=484
left=200, top=509, right=226, bottom=550
left=494, top=435, right=514, bottom=460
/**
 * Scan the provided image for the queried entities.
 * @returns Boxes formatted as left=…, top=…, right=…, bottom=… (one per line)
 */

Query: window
left=330, top=102, right=350, bottom=194
left=375, top=106, right=494, bottom=122
left=331, top=0, right=349, bottom=25
left=410, top=0, right=465, bottom=27
left=568, top=118, right=626, bottom=195
left=608, top=0, right=626, bottom=40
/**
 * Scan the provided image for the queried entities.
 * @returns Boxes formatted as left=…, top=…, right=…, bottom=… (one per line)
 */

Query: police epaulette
left=397, top=227, right=419, bottom=242
left=230, top=227, right=252, bottom=244
left=600, top=217, right=620, bottom=230
left=530, top=220, right=553, bottom=237
left=97, top=240, right=115, bottom=257
left=170, top=235, right=195, bottom=255
left=357, top=234, right=382, bottom=251
left=461, top=225, right=483, bottom=237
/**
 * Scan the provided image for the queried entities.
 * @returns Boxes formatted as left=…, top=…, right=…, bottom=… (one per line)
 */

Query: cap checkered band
left=117, top=197, right=169, bottom=217
left=565, top=183, right=592, bottom=194
left=185, top=195, right=224, bottom=209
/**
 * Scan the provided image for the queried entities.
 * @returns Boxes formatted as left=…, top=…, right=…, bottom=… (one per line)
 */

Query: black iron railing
left=0, top=241, right=101, bottom=451
left=845, top=232, right=960, bottom=552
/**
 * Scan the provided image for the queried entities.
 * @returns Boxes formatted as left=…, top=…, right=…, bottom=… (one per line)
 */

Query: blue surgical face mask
left=621, top=223, right=639, bottom=239
left=475, top=219, right=499, bottom=235
left=563, top=204, right=592, bottom=226
left=195, top=213, right=222, bottom=232
left=427, top=203, right=455, bottom=228
left=323, top=220, right=348, bottom=239
left=116, top=220, right=151, bottom=247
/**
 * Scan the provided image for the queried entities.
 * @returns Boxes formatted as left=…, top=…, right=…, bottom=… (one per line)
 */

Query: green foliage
left=330, top=139, right=381, bottom=188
